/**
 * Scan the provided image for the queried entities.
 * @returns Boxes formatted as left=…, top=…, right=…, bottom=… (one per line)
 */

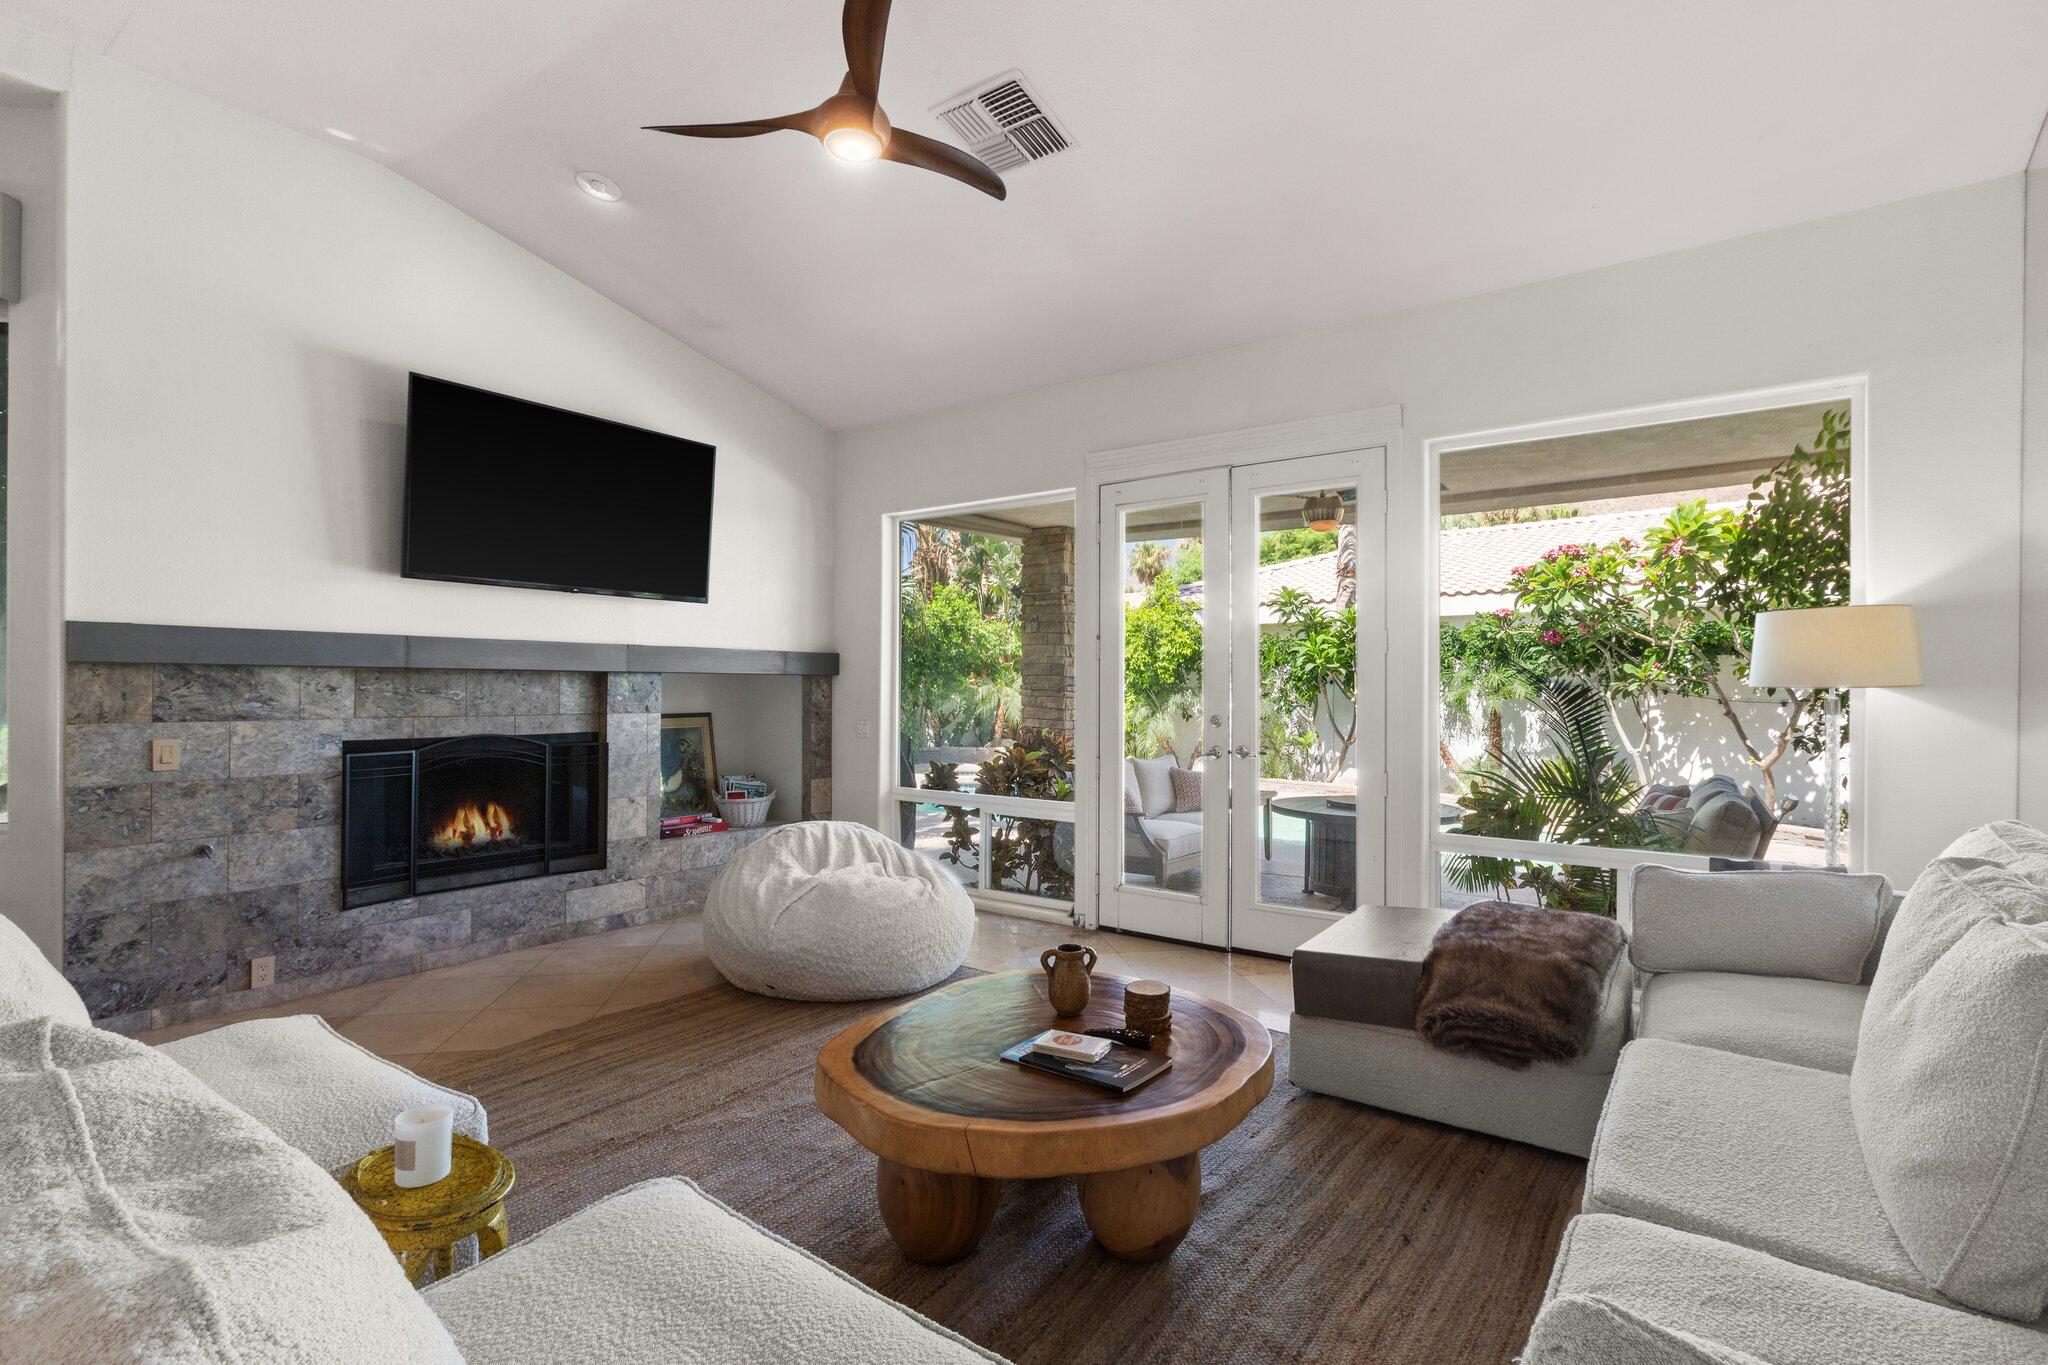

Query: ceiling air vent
left=930, top=70, right=1073, bottom=174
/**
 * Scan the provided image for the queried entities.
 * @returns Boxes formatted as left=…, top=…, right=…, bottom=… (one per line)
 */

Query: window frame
left=885, top=489, right=1080, bottom=924
left=1421, top=377, right=1872, bottom=918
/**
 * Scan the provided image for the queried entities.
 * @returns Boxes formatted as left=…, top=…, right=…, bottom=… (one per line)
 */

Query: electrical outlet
left=148, top=738, right=182, bottom=772
left=249, top=955, right=276, bottom=989
left=855, top=719, right=872, bottom=739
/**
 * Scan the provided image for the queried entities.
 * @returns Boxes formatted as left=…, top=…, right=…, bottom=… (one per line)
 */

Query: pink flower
left=1492, top=607, right=1514, bottom=621
left=1617, top=537, right=1637, bottom=550
left=1541, top=629, right=1565, bottom=645
left=1509, top=564, right=1531, bottom=576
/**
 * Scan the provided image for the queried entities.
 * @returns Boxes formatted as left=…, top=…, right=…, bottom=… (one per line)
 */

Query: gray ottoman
left=1287, top=906, right=1630, bottom=1157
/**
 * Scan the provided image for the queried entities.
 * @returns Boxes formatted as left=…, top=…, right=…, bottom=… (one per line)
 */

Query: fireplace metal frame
left=340, top=731, right=607, bottom=908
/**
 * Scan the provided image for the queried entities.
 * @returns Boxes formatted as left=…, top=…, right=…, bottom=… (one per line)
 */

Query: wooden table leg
left=477, top=1203, right=511, bottom=1259
left=876, top=1157, right=1001, bottom=1264
left=1076, top=1152, right=1200, bottom=1262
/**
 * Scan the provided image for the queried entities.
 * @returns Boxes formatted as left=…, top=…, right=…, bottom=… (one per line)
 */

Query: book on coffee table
left=1000, top=1036, right=1172, bottom=1095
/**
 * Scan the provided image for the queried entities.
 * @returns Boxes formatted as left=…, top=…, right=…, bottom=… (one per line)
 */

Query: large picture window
left=893, top=495, right=1077, bottom=915
left=1434, top=396, right=1856, bottom=915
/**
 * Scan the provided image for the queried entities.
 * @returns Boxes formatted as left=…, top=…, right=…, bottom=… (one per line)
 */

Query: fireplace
left=340, top=731, right=606, bottom=907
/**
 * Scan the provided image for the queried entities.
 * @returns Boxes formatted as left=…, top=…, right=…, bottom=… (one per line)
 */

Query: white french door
left=1097, top=469, right=1232, bottom=945
left=1097, top=448, right=1385, bottom=954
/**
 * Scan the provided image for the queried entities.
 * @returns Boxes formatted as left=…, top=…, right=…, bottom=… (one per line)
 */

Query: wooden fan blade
left=883, top=128, right=1008, bottom=200
left=644, top=109, right=821, bottom=139
left=843, top=0, right=892, bottom=99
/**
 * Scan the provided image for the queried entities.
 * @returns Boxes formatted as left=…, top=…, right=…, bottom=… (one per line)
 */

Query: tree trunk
left=1604, top=696, right=1652, bottom=787
left=1486, top=709, right=1504, bottom=760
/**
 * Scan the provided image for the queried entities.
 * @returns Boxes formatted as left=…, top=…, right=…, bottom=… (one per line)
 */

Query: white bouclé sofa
left=1, top=912, right=1002, bottom=1363
left=1521, top=825, right=2048, bottom=1363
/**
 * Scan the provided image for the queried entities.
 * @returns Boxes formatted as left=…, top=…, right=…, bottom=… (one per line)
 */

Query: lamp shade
left=1748, top=605, right=1921, bottom=689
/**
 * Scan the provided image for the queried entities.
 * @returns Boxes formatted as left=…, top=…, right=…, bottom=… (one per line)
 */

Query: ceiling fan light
left=823, top=127, right=882, bottom=162
left=1302, top=495, right=1344, bottom=533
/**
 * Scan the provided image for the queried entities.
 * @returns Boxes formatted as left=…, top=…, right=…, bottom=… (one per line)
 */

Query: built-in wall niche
left=660, top=673, right=806, bottom=825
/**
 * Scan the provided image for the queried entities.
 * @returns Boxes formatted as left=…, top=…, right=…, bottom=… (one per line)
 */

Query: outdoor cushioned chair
left=1122, top=756, right=1202, bottom=886
left=1636, top=776, right=1785, bottom=859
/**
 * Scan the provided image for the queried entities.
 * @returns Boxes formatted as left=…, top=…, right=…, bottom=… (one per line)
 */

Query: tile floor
left=134, top=911, right=1296, bottom=1073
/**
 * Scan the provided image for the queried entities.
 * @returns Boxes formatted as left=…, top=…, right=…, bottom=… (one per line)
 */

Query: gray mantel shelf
left=67, top=621, right=838, bottom=677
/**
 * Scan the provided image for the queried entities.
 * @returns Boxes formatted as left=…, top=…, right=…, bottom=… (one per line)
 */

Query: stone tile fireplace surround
left=63, top=661, right=823, bottom=1034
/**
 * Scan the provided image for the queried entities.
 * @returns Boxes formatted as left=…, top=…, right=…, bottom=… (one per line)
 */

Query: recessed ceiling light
left=575, top=171, right=624, bottom=202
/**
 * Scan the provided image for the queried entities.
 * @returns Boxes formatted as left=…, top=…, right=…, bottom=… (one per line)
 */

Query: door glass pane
left=1253, top=486, right=1358, bottom=909
left=988, top=815, right=1076, bottom=901
left=1120, top=502, right=1205, bottom=895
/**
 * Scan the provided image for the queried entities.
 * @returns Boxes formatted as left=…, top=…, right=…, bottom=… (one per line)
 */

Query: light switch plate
left=149, top=739, right=182, bottom=772
left=249, top=955, right=276, bottom=989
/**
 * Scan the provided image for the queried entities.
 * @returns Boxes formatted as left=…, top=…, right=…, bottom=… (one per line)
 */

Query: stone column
left=802, top=675, right=833, bottom=819
left=1019, top=526, right=1075, bottom=741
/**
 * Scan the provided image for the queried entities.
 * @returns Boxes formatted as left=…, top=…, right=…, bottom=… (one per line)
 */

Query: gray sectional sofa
left=1522, top=825, right=2048, bottom=1363
left=0, top=912, right=999, bottom=1363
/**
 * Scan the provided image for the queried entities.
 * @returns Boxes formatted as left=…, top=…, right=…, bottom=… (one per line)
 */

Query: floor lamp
left=1748, top=605, right=1921, bottom=867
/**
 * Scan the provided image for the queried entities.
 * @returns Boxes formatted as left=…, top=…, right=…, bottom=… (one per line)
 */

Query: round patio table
left=1269, top=795, right=1358, bottom=907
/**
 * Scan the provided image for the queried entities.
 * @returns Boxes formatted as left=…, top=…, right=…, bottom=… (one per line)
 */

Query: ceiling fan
left=644, top=0, right=1007, bottom=200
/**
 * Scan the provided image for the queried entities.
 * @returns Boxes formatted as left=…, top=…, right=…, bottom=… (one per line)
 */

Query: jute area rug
left=430, top=972, right=1583, bottom=1365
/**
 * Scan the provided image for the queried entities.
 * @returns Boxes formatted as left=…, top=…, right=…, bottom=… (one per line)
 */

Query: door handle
left=1231, top=745, right=1254, bottom=760
left=1201, top=745, right=1223, bottom=760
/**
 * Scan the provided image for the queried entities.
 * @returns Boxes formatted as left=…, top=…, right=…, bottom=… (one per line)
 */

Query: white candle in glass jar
left=393, top=1104, right=454, bottom=1188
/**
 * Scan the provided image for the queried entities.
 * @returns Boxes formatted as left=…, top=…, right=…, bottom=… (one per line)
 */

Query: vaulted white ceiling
left=13, top=1, right=2048, bottom=428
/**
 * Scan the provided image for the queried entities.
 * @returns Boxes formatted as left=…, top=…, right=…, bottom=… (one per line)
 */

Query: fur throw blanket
left=1414, top=902, right=1625, bottom=1069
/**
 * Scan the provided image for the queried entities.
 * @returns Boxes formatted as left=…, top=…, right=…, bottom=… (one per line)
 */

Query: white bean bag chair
left=705, top=821, right=974, bottom=1001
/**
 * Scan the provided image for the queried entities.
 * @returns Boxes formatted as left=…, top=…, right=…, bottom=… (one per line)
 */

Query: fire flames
left=428, top=801, right=520, bottom=854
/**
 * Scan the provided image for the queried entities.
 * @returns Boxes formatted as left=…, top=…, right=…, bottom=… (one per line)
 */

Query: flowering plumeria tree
left=1441, top=408, right=1851, bottom=826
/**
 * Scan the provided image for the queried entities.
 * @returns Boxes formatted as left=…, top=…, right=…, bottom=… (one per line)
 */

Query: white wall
left=57, top=51, right=835, bottom=650
left=2020, top=167, right=2048, bottom=825
left=659, top=672, right=802, bottom=824
left=835, top=176, right=2027, bottom=896
left=0, top=86, right=66, bottom=959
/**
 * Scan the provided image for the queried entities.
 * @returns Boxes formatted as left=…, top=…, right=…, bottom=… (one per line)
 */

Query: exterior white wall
left=56, top=50, right=835, bottom=651
left=835, top=176, right=2027, bottom=896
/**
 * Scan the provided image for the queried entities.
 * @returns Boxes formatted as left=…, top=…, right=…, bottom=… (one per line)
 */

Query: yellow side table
left=340, top=1134, right=516, bottom=1286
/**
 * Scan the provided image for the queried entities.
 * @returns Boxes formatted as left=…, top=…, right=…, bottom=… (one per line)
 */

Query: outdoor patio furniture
left=1269, top=795, right=1357, bottom=907
left=1636, top=776, right=1786, bottom=859
left=1123, top=757, right=1202, bottom=887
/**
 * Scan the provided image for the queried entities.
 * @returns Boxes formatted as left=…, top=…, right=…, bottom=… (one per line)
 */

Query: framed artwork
left=660, top=713, right=719, bottom=817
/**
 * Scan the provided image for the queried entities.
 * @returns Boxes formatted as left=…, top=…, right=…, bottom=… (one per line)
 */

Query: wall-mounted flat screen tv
left=402, top=373, right=715, bottom=603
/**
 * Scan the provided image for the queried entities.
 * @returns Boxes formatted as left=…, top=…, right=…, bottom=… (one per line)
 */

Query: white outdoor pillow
left=1851, top=822, right=2048, bottom=1321
left=0, top=1016, right=462, bottom=1362
left=1129, top=756, right=1177, bottom=818
left=0, top=908, right=91, bottom=1028
left=1628, top=865, right=1890, bottom=984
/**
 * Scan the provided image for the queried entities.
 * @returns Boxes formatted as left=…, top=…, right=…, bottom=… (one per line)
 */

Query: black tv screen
left=402, top=374, right=715, bottom=603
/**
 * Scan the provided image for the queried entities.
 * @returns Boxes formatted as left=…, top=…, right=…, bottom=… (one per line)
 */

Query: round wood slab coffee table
left=815, top=969, right=1273, bottom=1264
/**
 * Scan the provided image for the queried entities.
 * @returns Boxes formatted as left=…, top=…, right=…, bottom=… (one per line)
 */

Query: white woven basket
left=714, top=792, right=776, bottom=828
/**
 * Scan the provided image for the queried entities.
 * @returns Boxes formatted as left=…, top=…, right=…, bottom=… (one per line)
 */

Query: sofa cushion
left=425, top=1176, right=1001, bottom=1363
left=1628, top=865, right=1889, bottom=983
left=0, top=910, right=90, bottom=1028
left=160, top=1014, right=487, bottom=1173
left=1586, top=1039, right=1932, bottom=1304
left=0, top=1016, right=461, bottom=1363
left=1525, top=1293, right=1767, bottom=1365
left=1129, top=756, right=1178, bottom=818
left=1169, top=764, right=1203, bottom=813
left=1637, top=972, right=1866, bottom=1073
left=1135, top=817, right=1202, bottom=861
left=1532, top=1214, right=2048, bottom=1365
left=1852, top=821, right=2048, bottom=1321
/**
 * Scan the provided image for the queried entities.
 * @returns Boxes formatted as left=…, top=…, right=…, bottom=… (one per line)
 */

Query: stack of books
left=721, top=773, right=770, bottom=801
left=1000, top=1029, right=1173, bottom=1094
